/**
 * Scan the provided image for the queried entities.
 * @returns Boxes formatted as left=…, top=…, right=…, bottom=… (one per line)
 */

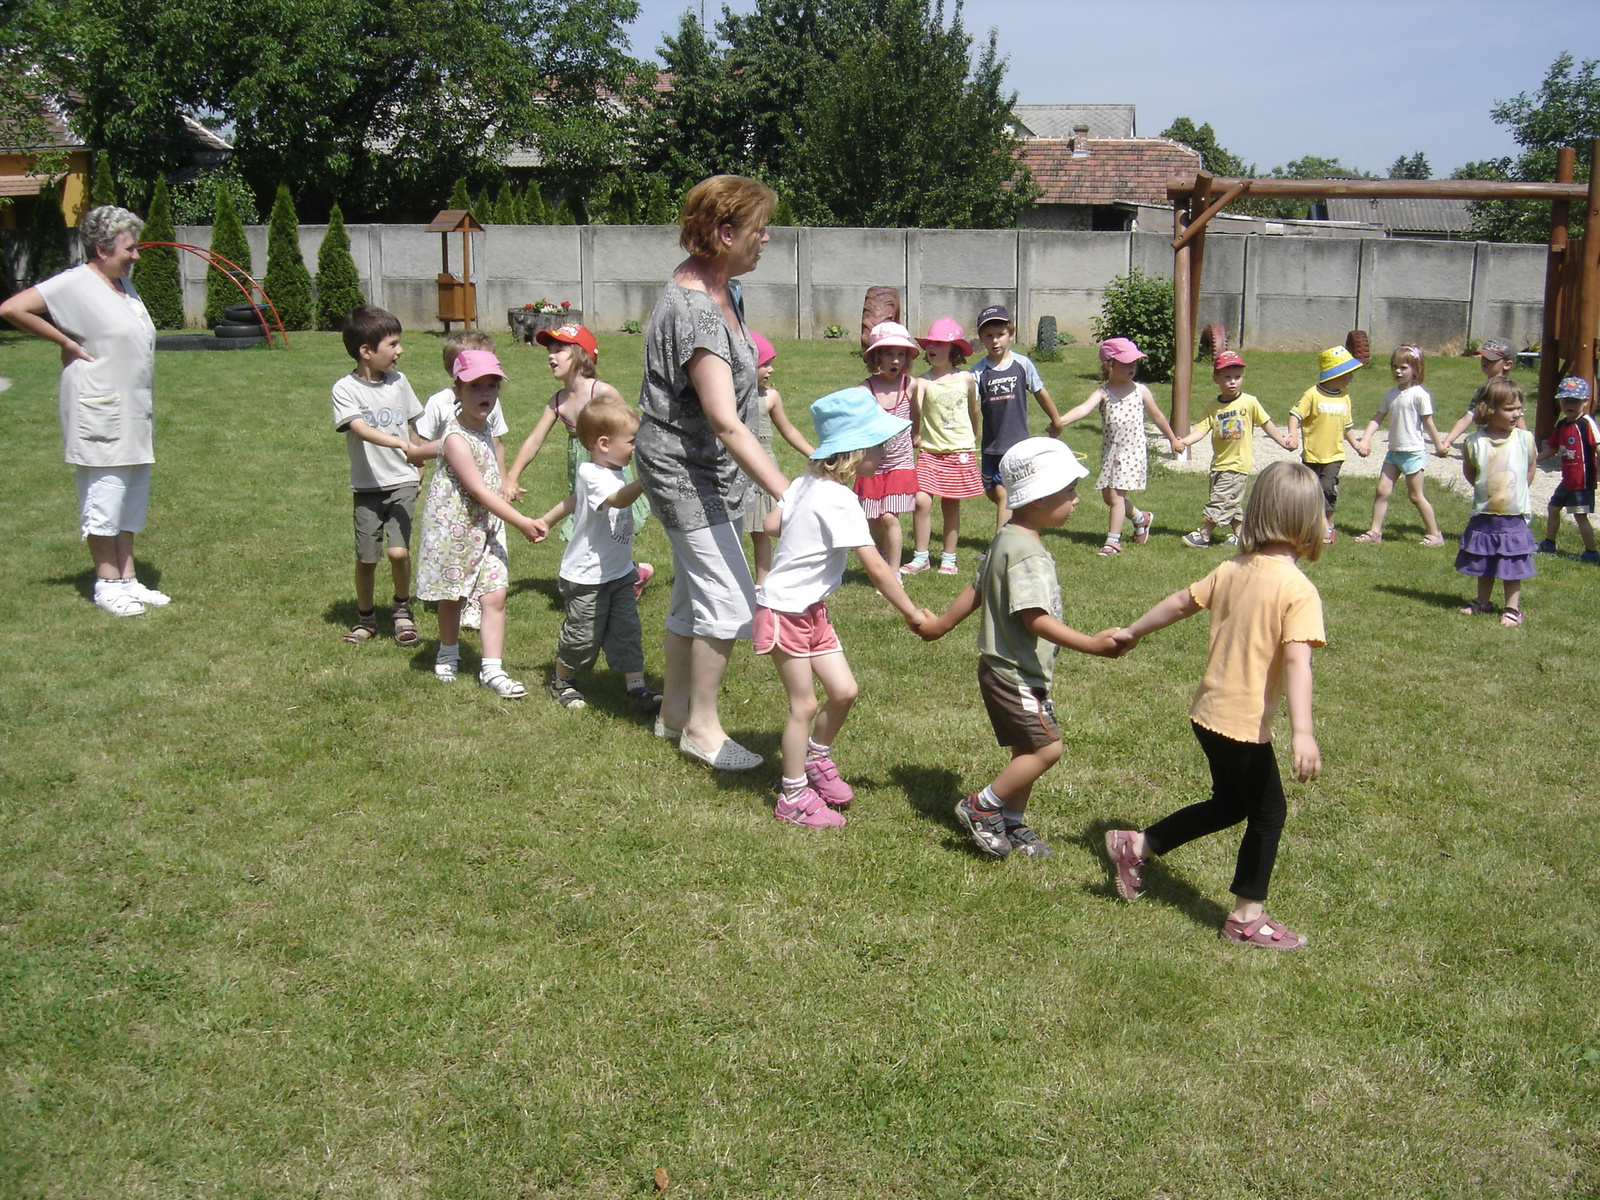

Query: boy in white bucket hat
left=917, top=437, right=1123, bottom=858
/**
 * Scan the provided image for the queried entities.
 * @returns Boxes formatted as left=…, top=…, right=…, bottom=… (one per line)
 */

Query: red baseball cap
left=535, top=323, right=599, bottom=360
left=1213, top=350, right=1246, bottom=371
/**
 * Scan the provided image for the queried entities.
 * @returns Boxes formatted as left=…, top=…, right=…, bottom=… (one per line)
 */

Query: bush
left=1091, top=267, right=1176, bottom=383
left=171, top=165, right=259, bottom=226
left=29, top=182, right=71, bottom=283
left=315, top=203, right=364, bottom=331
left=446, top=178, right=472, bottom=211
left=522, top=180, right=550, bottom=224
left=133, top=177, right=184, bottom=329
left=490, top=181, right=519, bottom=224
left=204, top=182, right=253, bottom=327
left=91, top=155, right=117, bottom=208
left=263, top=183, right=313, bottom=330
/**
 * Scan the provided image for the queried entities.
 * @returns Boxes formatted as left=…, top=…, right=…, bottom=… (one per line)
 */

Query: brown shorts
left=978, top=658, right=1061, bottom=750
left=353, top=483, right=417, bottom=563
left=1307, top=460, right=1343, bottom=510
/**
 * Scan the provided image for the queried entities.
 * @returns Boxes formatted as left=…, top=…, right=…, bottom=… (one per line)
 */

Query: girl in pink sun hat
left=852, top=321, right=925, bottom=571
left=1059, top=336, right=1183, bottom=556
left=904, top=317, right=983, bottom=575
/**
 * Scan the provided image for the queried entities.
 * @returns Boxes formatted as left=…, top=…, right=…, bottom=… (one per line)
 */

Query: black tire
left=1198, top=323, right=1228, bottom=359
left=1035, top=316, right=1058, bottom=357
left=1345, top=330, right=1371, bottom=364
left=214, top=322, right=266, bottom=339
left=156, top=334, right=223, bottom=352
left=223, top=303, right=267, bottom=325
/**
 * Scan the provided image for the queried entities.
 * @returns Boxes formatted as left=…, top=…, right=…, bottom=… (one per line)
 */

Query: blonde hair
left=678, top=175, right=779, bottom=261
left=1473, top=377, right=1524, bottom=426
left=1391, top=343, right=1426, bottom=384
left=810, top=450, right=864, bottom=485
left=575, top=395, right=639, bottom=451
left=563, top=342, right=598, bottom=379
left=1239, top=461, right=1325, bottom=561
left=443, top=330, right=494, bottom=375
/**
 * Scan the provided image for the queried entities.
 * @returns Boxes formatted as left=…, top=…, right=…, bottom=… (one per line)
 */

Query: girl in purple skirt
left=1457, top=378, right=1537, bottom=627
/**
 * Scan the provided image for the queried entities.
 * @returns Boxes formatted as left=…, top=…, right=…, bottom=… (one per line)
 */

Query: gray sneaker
left=956, top=793, right=1011, bottom=858
left=1005, top=823, right=1053, bottom=858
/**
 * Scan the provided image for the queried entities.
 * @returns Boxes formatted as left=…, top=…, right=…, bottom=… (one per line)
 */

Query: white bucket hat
left=1000, top=437, right=1088, bottom=508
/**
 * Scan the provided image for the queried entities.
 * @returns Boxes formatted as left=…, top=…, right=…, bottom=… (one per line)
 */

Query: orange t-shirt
left=1187, top=554, right=1326, bottom=744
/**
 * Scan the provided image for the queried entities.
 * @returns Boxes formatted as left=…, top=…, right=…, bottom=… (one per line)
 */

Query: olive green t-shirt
left=977, top=524, right=1062, bottom=691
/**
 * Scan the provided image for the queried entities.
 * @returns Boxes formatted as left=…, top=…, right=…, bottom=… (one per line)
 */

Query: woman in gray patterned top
left=635, top=175, right=790, bottom=771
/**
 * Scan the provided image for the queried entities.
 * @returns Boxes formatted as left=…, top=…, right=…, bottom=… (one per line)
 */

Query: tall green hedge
left=447, top=178, right=472, bottom=210
left=29, top=182, right=71, bottom=283
left=263, top=183, right=312, bottom=330
left=204, top=182, right=253, bottom=327
left=522, top=180, right=550, bottom=225
left=133, top=177, right=184, bottom=329
left=91, top=155, right=118, bottom=208
left=315, top=203, right=364, bottom=331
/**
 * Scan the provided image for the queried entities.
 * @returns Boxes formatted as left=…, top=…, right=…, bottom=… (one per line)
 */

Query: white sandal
left=435, top=660, right=458, bottom=683
left=93, top=579, right=145, bottom=617
left=478, top=667, right=527, bottom=698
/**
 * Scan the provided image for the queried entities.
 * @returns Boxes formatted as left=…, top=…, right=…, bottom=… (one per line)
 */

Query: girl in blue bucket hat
left=753, top=387, right=933, bottom=828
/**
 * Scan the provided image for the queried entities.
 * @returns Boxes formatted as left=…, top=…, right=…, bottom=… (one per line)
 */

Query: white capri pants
left=77, top=464, right=151, bottom=538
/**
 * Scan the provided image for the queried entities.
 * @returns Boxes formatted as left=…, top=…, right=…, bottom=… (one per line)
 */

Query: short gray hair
left=81, top=205, right=145, bottom=256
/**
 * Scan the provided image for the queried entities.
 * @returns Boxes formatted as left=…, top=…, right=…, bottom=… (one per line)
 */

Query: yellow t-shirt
left=1187, top=554, right=1326, bottom=744
left=1292, top=385, right=1353, bottom=465
left=1193, top=393, right=1273, bottom=474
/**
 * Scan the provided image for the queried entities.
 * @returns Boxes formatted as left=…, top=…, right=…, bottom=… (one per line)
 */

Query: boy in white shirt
left=533, top=397, right=661, bottom=715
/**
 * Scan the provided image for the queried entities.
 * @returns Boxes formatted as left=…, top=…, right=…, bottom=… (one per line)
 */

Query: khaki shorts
left=978, top=658, right=1061, bottom=750
left=1202, top=470, right=1248, bottom=526
left=352, top=483, right=417, bottom=562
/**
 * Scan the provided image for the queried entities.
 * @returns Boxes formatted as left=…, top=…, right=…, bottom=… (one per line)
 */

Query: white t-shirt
left=561, top=460, right=636, bottom=585
left=755, top=474, right=873, bottom=613
left=418, top=387, right=508, bottom=441
left=1376, top=385, right=1434, bottom=454
left=331, top=371, right=423, bottom=491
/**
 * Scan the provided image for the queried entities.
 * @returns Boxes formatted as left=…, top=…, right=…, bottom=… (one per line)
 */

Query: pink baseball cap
left=1099, top=337, right=1146, bottom=364
left=452, top=349, right=507, bottom=382
left=750, top=330, right=776, bottom=367
left=916, top=317, right=973, bottom=357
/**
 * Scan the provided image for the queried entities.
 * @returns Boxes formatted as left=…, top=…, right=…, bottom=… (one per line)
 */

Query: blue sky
left=622, top=0, right=1599, bottom=177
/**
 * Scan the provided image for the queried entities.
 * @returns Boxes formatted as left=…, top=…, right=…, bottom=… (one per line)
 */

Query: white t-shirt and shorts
left=752, top=474, right=873, bottom=657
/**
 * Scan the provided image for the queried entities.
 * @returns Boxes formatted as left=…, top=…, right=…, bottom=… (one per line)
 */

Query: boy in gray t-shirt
left=917, top=438, right=1121, bottom=859
left=331, top=305, right=424, bottom=646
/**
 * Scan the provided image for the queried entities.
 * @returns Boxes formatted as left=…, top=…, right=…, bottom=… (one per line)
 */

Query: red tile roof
left=1020, top=137, right=1200, bottom=206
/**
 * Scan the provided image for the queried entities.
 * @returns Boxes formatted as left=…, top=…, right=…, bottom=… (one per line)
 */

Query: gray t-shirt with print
left=634, top=280, right=761, bottom=533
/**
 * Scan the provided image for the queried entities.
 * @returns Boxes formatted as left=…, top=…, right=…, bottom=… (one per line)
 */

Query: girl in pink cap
left=904, top=317, right=983, bottom=575
left=1059, top=337, right=1183, bottom=557
left=745, top=331, right=814, bottom=582
left=853, top=321, right=925, bottom=571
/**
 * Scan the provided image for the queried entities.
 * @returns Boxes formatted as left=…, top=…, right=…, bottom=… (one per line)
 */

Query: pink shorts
left=752, top=601, right=842, bottom=658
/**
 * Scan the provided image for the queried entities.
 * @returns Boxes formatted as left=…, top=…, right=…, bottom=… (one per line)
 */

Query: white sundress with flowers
left=416, top=419, right=510, bottom=602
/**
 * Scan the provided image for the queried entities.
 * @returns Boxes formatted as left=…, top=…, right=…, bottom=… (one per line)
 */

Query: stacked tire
left=214, top=303, right=268, bottom=346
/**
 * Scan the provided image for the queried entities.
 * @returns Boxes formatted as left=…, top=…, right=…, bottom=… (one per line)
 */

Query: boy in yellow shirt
left=1287, top=346, right=1369, bottom=544
left=1178, top=352, right=1295, bottom=547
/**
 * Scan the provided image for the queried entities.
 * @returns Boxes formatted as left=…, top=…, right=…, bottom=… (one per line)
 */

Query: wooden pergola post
left=1573, top=139, right=1600, bottom=411
left=1536, top=148, right=1575, bottom=442
left=1172, top=196, right=1194, bottom=436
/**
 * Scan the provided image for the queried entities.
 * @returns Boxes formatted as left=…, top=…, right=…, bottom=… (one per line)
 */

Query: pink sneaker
left=634, top=562, right=654, bottom=601
left=775, top=786, right=846, bottom=828
left=804, top=755, right=854, bottom=808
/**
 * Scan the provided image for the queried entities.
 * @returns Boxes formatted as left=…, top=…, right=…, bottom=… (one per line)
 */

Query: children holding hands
left=1058, top=337, right=1183, bottom=556
left=1355, top=344, right=1448, bottom=546
left=1179, top=351, right=1297, bottom=548
left=904, top=318, right=984, bottom=575
left=1104, top=461, right=1327, bottom=951
left=1288, top=344, right=1367, bottom=544
left=755, top=388, right=931, bottom=828
left=918, top=438, right=1122, bottom=859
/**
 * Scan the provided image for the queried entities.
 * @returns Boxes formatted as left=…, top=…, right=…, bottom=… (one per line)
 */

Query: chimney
left=1072, top=123, right=1091, bottom=158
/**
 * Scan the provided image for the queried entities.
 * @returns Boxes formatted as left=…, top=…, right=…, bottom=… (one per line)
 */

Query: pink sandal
left=1220, top=912, right=1307, bottom=951
left=1354, top=530, right=1383, bottom=543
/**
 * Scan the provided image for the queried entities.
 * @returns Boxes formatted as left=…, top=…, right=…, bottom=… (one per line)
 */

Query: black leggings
left=1143, top=722, right=1287, bottom=902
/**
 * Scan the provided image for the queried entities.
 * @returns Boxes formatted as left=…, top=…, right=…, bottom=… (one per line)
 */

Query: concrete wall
left=172, top=223, right=1548, bottom=354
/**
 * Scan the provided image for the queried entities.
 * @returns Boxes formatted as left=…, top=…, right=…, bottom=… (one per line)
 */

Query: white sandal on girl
left=478, top=667, right=528, bottom=698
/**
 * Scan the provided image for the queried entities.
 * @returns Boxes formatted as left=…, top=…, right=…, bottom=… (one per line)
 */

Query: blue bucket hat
left=810, top=387, right=911, bottom=460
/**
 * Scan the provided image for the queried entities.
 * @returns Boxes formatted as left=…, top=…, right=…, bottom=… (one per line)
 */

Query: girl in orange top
left=1102, top=461, right=1327, bottom=951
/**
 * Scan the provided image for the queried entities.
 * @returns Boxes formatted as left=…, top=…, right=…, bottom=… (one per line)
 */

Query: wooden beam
left=1166, top=176, right=1589, bottom=202
left=1187, top=173, right=1213, bottom=330
left=1171, top=180, right=1252, bottom=250
left=1537, top=147, right=1576, bottom=443
left=1172, top=199, right=1195, bottom=436
left=1572, top=140, right=1600, bottom=410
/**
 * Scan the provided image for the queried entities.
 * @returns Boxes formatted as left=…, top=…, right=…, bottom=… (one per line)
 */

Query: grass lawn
left=1, top=329, right=1595, bottom=1198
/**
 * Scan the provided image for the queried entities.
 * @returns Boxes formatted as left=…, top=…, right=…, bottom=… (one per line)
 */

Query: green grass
left=1, top=331, right=1595, bottom=1198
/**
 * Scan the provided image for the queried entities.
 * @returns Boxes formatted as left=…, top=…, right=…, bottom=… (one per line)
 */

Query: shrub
left=133, top=177, right=184, bottom=329
left=1091, top=267, right=1176, bottom=383
left=29, top=182, right=71, bottom=283
left=522, top=180, right=550, bottom=224
left=263, top=183, right=313, bottom=330
left=204, top=182, right=253, bottom=327
left=490, top=181, right=519, bottom=224
left=91, top=155, right=117, bottom=208
left=446, top=178, right=472, bottom=211
left=171, top=165, right=259, bottom=226
left=315, top=203, right=364, bottom=331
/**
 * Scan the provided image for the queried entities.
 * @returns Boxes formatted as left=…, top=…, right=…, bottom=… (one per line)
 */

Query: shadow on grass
left=889, top=762, right=996, bottom=858
left=49, top=564, right=168, bottom=604
left=1373, top=582, right=1470, bottom=611
left=509, top=574, right=564, bottom=609
left=1075, top=818, right=1230, bottom=931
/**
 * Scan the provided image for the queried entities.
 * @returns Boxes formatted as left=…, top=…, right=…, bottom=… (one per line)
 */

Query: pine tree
left=133, top=177, right=184, bottom=329
left=263, top=183, right=313, bottom=330
left=316, top=202, right=364, bottom=331
left=205, top=181, right=253, bottom=327
left=29, top=182, right=72, bottom=283
left=91, top=155, right=118, bottom=208
left=447, top=177, right=472, bottom=210
left=472, top=188, right=491, bottom=220
left=491, top=181, right=517, bottom=224
left=522, top=180, right=549, bottom=224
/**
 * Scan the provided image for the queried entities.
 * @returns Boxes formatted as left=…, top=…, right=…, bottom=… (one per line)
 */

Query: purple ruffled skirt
left=1455, top=513, right=1537, bottom=580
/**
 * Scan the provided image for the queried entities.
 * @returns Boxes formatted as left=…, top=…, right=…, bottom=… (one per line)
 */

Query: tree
left=522, top=179, right=551, bottom=225
left=1158, top=117, right=1280, bottom=217
left=91, top=153, right=117, bottom=207
left=133, top=176, right=183, bottom=328
left=14, top=0, right=644, bottom=220
left=263, top=183, right=312, bottom=330
left=1467, top=53, right=1600, bottom=243
left=1388, top=151, right=1431, bottom=180
left=29, top=181, right=71, bottom=282
left=446, top=178, right=472, bottom=211
left=315, top=202, right=364, bottom=331
left=490, top=181, right=518, bottom=224
left=204, top=180, right=252, bottom=327
left=640, top=0, right=1033, bottom=228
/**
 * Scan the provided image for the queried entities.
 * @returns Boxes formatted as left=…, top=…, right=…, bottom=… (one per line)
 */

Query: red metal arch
left=137, top=242, right=289, bottom=347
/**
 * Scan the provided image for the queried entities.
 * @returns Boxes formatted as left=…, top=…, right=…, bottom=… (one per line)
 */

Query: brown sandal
left=344, top=612, right=377, bottom=643
left=1459, top=598, right=1496, bottom=616
left=392, top=600, right=420, bottom=647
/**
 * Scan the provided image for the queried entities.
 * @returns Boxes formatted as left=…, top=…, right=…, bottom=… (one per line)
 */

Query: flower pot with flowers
left=509, top=299, right=580, bottom=343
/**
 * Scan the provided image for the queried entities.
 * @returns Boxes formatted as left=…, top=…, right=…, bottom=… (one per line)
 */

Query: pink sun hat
left=452, top=349, right=507, bottom=382
left=916, top=317, right=973, bottom=357
left=749, top=330, right=776, bottom=367
left=865, top=321, right=920, bottom=354
left=1099, top=337, right=1146, bottom=364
